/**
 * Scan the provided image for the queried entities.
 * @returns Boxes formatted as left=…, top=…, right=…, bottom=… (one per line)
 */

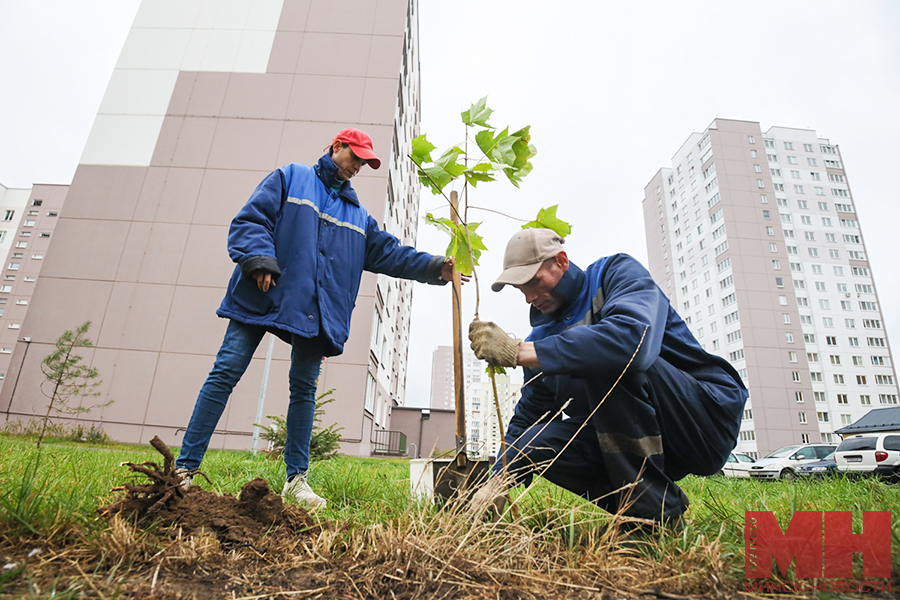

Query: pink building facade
left=0, top=0, right=427, bottom=457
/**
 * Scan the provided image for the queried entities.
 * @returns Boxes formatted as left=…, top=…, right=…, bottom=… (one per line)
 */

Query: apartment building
left=429, top=344, right=483, bottom=411
left=0, top=184, right=68, bottom=386
left=427, top=345, right=521, bottom=455
left=1, top=0, right=425, bottom=457
left=642, top=118, right=898, bottom=458
left=467, top=373, right=520, bottom=458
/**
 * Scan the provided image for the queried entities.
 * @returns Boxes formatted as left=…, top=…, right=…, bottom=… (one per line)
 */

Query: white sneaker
left=282, top=474, right=327, bottom=510
left=175, top=468, right=194, bottom=492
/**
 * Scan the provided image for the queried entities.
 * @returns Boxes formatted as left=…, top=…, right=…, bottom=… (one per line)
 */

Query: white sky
left=1, top=1, right=898, bottom=409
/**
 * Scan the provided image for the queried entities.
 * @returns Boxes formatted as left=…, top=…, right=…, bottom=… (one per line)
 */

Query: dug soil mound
left=148, top=478, right=313, bottom=545
left=97, top=435, right=314, bottom=546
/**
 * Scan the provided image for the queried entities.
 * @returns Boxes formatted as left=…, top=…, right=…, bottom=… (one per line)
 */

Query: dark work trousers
left=495, top=357, right=736, bottom=522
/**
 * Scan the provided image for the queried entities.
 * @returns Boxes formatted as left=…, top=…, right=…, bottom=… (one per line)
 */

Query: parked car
left=797, top=458, right=838, bottom=479
left=748, top=444, right=837, bottom=480
left=721, top=451, right=756, bottom=478
left=834, top=433, right=900, bottom=480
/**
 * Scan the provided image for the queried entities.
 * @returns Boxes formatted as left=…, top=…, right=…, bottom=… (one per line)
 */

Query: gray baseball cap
left=491, top=228, right=565, bottom=292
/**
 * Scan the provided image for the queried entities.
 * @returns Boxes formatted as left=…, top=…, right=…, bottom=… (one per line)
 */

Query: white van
left=834, top=433, right=900, bottom=480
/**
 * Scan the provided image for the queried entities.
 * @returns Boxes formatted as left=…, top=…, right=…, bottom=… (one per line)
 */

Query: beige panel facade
left=0, top=184, right=67, bottom=386
left=643, top=118, right=899, bottom=457
left=0, top=0, right=425, bottom=458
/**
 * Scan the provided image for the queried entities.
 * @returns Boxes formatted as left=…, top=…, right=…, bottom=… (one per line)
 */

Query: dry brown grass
left=0, top=480, right=749, bottom=600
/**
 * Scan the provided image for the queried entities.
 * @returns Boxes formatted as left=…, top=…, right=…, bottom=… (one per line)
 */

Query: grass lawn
left=0, top=434, right=898, bottom=598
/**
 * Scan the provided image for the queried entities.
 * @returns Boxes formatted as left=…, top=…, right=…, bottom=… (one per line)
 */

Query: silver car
left=748, top=444, right=837, bottom=480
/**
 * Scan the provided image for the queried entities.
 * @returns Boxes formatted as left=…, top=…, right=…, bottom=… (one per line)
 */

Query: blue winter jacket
left=508, top=253, right=747, bottom=440
left=217, top=154, right=446, bottom=356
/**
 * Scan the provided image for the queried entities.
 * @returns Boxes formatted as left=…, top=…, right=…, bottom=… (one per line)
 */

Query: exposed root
left=97, top=435, right=200, bottom=520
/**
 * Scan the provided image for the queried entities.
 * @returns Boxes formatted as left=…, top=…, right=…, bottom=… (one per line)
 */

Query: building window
left=798, top=412, right=807, bottom=424
left=3, top=210, right=14, bottom=221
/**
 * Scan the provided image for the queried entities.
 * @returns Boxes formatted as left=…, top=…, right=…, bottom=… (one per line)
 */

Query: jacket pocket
left=230, top=273, right=279, bottom=315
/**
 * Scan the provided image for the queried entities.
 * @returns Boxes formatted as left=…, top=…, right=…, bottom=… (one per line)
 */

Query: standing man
left=176, top=129, right=457, bottom=509
left=469, top=229, right=747, bottom=524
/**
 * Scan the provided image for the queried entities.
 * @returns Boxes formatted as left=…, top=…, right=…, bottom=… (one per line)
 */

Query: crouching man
left=469, top=229, right=747, bottom=523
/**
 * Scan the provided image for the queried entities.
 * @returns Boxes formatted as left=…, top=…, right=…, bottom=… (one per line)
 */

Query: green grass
left=1, top=433, right=898, bottom=595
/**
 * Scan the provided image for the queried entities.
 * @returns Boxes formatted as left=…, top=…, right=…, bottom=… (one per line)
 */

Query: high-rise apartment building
left=427, top=344, right=520, bottom=455
left=1, top=0, right=424, bottom=457
left=429, top=345, right=483, bottom=410
left=643, top=118, right=898, bottom=458
left=0, top=184, right=68, bottom=385
left=467, top=373, right=520, bottom=458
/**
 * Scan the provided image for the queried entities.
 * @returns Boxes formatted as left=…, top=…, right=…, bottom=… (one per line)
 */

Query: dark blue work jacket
left=509, top=253, right=748, bottom=440
left=217, top=154, right=445, bottom=356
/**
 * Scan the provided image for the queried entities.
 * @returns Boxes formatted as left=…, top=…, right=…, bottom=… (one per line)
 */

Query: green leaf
left=510, top=126, right=535, bottom=169
left=463, top=163, right=495, bottom=187
left=425, top=215, right=486, bottom=276
left=522, top=205, right=572, bottom=237
left=489, top=127, right=516, bottom=165
left=503, top=160, right=533, bottom=188
left=411, top=134, right=435, bottom=165
left=448, top=222, right=487, bottom=276
left=475, top=129, right=497, bottom=158
left=461, top=96, right=494, bottom=129
left=435, top=146, right=466, bottom=177
left=424, top=213, right=454, bottom=234
left=487, top=365, right=507, bottom=376
left=418, top=166, right=452, bottom=195
left=417, top=145, right=465, bottom=194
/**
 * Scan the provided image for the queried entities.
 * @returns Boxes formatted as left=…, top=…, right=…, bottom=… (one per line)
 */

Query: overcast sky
left=1, top=2, right=899, bottom=409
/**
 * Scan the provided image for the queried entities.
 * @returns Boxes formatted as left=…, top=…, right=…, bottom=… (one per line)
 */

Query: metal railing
left=372, top=430, right=407, bottom=456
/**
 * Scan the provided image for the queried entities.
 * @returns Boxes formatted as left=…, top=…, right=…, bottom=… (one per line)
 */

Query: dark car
left=797, top=458, right=838, bottom=479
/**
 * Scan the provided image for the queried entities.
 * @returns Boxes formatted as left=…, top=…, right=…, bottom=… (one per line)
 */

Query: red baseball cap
left=333, top=128, right=381, bottom=170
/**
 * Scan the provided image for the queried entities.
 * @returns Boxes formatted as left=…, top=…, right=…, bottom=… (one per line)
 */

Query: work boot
left=174, top=468, right=195, bottom=492
left=282, top=474, right=327, bottom=510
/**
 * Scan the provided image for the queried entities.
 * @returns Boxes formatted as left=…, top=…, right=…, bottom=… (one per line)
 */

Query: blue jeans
left=176, top=319, right=323, bottom=480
